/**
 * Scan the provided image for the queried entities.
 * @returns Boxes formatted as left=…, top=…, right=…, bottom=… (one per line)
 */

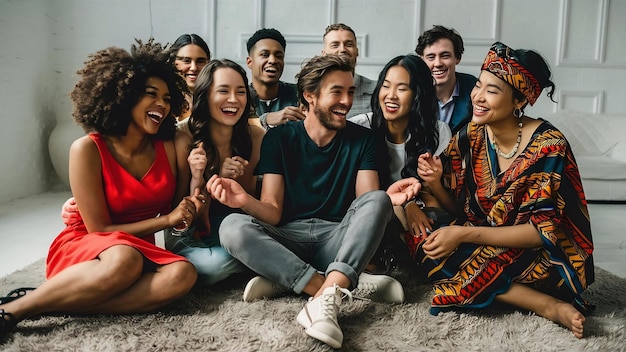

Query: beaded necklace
left=489, top=120, right=523, bottom=159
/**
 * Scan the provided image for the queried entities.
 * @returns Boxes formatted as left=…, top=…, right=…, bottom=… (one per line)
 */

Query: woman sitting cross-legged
left=415, top=42, right=594, bottom=338
left=168, top=59, right=265, bottom=285
left=0, top=39, right=202, bottom=335
left=349, top=54, right=453, bottom=273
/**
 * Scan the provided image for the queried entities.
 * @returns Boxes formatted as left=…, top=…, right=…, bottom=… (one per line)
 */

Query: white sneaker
left=242, top=276, right=289, bottom=302
left=296, top=284, right=352, bottom=349
left=352, top=272, right=405, bottom=303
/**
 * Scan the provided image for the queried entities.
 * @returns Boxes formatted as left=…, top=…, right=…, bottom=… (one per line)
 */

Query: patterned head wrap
left=481, top=42, right=542, bottom=105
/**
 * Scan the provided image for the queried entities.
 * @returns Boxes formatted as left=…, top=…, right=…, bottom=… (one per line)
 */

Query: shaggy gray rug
left=1, top=259, right=624, bottom=351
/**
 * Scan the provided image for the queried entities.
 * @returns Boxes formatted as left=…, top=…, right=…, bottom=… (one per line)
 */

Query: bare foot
left=549, top=301, right=585, bottom=338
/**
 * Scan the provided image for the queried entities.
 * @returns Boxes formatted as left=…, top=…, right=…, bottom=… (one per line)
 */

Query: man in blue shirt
left=246, top=28, right=305, bottom=130
left=207, top=54, right=420, bottom=349
left=416, top=25, right=477, bottom=134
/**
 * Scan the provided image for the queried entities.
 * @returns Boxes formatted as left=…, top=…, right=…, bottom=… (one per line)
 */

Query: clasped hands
left=415, top=152, right=464, bottom=260
left=188, top=142, right=249, bottom=180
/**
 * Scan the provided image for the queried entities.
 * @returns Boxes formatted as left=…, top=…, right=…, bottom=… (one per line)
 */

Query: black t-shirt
left=257, top=121, right=377, bottom=223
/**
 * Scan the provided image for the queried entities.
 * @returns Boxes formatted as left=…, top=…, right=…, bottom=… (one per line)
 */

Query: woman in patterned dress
left=415, top=42, right=594, bottom=338
left=0, top=39, right=203, bottom=335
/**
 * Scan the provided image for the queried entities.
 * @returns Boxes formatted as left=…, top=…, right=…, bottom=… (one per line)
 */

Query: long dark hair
left=187, top=59, right=253, bottom=177
left=370, top=55, right=439, bottom=186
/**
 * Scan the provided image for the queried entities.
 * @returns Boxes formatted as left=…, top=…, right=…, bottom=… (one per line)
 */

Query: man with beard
left=206, top=55, right=421, bottom=349
left=246, top=28, right=305, bottom=130
left=322, top=23, right=376, bottom=118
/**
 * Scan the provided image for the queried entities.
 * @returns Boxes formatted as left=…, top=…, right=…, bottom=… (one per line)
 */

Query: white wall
left=0, top=0, right=55, bottom=201
left=1, top=0, right=625, bottom=203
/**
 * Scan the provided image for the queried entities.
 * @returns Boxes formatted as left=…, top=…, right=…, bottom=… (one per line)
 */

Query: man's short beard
left=314, top=106, right=345, bottom=131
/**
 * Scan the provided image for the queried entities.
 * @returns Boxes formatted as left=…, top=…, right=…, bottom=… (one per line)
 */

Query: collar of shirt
left=438, top=80, right=461, bottom=123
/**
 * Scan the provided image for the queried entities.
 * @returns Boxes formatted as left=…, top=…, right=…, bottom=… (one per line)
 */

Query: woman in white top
left=349, top=54, right=451, bottom=272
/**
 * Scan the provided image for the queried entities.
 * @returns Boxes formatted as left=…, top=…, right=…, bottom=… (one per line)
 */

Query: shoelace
left=319, top=285, right=353, bottom=318
left=351, top=282, right=377, bottom=300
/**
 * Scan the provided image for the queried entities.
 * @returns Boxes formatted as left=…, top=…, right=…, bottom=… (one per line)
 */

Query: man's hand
left=265, top=106, right=306, bottom=126
left=386, top=177, right=421, bottom=206
left=206, top=174, right=249, bottom=209
left=61, top=197, right=81, bottom=225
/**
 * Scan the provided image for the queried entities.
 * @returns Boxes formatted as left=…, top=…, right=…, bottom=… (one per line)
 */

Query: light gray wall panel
left=559, top=0, right=607, bottom=66
left=559, top=91, right=604, bottom=114
left=604, top=0, right=626, bottom=67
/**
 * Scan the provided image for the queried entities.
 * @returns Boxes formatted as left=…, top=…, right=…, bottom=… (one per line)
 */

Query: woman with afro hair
left=0, top=39, right=202, bottom=335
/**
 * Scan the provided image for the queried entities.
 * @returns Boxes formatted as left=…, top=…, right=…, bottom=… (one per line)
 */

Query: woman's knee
left=159, top=261, right=197, bottom=296
left=95, top=245, right=144, bottom=290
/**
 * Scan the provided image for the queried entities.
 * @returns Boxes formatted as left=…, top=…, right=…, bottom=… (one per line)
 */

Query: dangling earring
left=513, top=107, right=524, bottom=119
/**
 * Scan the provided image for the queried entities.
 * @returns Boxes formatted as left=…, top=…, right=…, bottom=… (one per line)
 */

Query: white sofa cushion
left=610, top=141, right=626, bottom=164
left=546, top=110, right=619, bottom=156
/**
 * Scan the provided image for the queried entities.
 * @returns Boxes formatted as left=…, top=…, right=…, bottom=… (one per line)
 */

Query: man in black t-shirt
left=206, top=54, right=420, bottom=349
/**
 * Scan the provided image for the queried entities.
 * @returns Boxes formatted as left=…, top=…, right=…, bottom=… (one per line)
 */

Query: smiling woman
left=169, top=59, right=265, bottom=286
left=0, top=38, right=202, bottom=337
left=415, top=42, right=594, bottom=340
left=169, top=34, right=211, bottom=120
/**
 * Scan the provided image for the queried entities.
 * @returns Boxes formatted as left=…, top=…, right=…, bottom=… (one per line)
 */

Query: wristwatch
left=259, top=113, right=277, bottom=131
left=259, top=113, right=269, bottom=130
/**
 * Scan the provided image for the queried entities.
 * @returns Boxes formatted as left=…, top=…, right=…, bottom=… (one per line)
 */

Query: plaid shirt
left=347, top=73, right=376, bottom=118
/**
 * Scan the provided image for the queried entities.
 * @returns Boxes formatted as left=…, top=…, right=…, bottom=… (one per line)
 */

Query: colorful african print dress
left=408, top=120, right=595, bottom=314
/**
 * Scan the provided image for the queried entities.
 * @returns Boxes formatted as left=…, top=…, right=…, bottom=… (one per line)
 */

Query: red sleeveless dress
left=46, top=133, right=188, bottom=279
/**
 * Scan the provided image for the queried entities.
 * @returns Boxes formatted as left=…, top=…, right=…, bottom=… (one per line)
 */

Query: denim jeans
left=219, top=190, right=392, bottom=293
left=165, top=226, right=246, bottom=286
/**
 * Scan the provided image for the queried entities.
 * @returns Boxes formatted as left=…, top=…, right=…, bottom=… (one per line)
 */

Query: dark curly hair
left=71, top=38, right=188, bottom=140
left=370, top=55, right=440, bottom=187
left=415, top=25, right=465, bottom=60
left=187, top=59, right=253, bottom=177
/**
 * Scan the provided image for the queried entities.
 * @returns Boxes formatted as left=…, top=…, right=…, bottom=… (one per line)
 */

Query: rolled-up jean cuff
left=293, top=265, right=318, bottom=294
left=326, top=262, right=358, bottom=290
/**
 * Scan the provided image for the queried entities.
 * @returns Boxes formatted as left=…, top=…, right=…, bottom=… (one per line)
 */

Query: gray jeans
left=219, top=190, right=392, bottom=293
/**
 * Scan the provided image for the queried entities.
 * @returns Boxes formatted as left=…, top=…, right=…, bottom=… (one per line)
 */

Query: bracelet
left=403, top=197, right=425, bottom=210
